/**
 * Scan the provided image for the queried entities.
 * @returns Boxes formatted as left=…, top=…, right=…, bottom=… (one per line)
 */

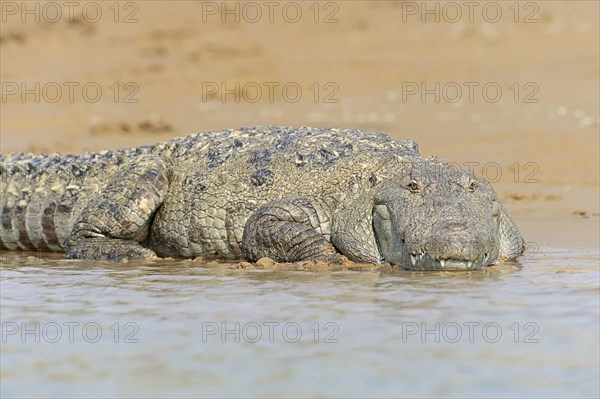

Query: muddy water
left=1, top=245, right=598, bottom=398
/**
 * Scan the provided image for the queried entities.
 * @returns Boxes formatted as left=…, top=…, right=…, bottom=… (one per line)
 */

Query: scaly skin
left=0, top=126, right=524, bottom=269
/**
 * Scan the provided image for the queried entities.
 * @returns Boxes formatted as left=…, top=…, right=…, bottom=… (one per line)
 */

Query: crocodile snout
left=427, top=222, right=483, bottom=260
left=406, top=219, right=488, bottom=270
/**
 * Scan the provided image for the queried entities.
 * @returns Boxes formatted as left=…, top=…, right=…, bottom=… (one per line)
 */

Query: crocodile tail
left=0, top=153, right=114, bottom=252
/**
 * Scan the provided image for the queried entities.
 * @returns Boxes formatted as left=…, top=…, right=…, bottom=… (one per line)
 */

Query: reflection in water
left=1, top=249, right=599, bottom=397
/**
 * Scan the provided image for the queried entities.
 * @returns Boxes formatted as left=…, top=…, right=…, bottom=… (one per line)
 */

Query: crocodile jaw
left=372, top=204, right=496, bottom=271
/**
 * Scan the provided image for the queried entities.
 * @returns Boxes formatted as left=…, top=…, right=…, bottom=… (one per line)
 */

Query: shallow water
left=1, top=247, right=598, bottom=398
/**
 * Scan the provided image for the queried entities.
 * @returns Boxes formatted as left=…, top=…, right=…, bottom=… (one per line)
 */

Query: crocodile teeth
left=410, top=255, right=417, bottom=266
left=440, top=259, right=445, bottom=268
left=467, top=261, right=473, bottom=269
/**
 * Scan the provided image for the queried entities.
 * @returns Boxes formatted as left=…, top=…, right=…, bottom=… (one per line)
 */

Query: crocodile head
left=371, top=160, right=522, bottom=270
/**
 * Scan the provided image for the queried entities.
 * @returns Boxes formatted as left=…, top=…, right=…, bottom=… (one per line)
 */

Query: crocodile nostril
left=445, top=223, right=467, bottom=232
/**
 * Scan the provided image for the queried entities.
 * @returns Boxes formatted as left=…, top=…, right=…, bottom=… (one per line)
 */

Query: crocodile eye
left=407, top=180, right=420, bottom=193
left=467, top=181, right=476, bottom=192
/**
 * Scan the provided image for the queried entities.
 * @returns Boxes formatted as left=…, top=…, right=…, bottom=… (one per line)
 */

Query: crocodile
left=0, top=126, right=524, bottom=270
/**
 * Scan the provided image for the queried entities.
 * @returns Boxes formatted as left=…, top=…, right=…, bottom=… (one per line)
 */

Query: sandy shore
left=1, top=1, right=598, bottom=249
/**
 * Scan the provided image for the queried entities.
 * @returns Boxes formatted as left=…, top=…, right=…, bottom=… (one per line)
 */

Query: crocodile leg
left=241, top=197, right=343, bottom=263
left=66, top=155, right=170, bottom=261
